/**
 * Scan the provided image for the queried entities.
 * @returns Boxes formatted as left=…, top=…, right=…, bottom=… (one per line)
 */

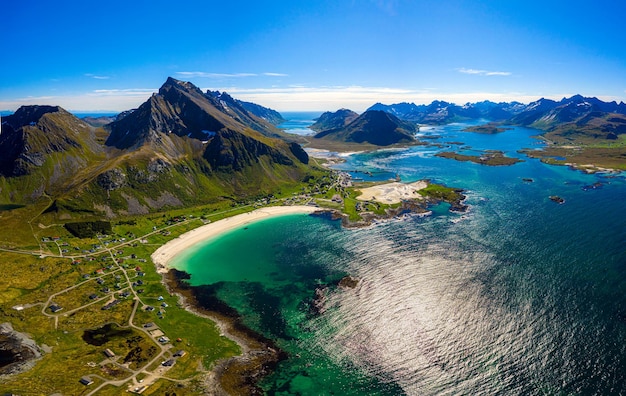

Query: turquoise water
left=277, top=112, right=322, bottom=136
left=171, top=120, right=626, bottom=395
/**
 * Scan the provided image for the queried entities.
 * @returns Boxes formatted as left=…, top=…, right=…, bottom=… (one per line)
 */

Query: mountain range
left=0, top=78, right=312, bottom=219
left=366, top=96, right=626, bottom=128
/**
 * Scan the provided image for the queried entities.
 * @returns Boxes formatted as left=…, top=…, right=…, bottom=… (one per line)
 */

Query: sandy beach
left=151, top=205, right=319, bottom=272
left=356, top=180, right=428, bottom=204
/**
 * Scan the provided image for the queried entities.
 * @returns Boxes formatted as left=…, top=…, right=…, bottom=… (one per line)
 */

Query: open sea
left=171, top=118, right=626, bottom=395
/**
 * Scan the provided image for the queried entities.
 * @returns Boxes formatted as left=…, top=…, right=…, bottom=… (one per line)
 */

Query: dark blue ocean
left=171, top=120, right=626, bottom=395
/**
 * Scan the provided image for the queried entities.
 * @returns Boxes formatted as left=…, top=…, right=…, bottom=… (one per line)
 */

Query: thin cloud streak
left=458, top=68, right=512, bottom=76
left=176, top=71, right=288, bottom=78
left=85, top=73, right=111, bottom=80
left=176, top=72, right=258, bottom=78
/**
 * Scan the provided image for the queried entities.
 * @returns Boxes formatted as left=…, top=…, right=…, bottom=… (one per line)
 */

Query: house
left=79, top=376, right=94, bottom=386
left=102, top=300, right=121, bottom=310
left=173, top=350, right=186, bottom=358
left=49, top=304, right=63, bottom=313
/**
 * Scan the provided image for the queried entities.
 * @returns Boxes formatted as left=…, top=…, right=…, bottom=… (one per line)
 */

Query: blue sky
left=1, top=0, right=625, bottom=112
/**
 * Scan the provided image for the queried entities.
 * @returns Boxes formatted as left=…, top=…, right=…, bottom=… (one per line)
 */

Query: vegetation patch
left=82, top=323, right=133, bottom=346
left=436, top=150, right=523, bottom=166
left=64, top=220, right=112, bottom=238
left=463, top=123, right=510, bottom=134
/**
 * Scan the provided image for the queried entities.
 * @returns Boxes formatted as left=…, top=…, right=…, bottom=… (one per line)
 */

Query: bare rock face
left=97, top=168, right=127, bottom=190
left=0, top=322, right=42, bottom=376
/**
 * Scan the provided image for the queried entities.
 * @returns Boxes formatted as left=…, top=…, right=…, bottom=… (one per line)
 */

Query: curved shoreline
left=151, top=205, right=321, bottom=394
left=151, top=205, right=320, bottom=273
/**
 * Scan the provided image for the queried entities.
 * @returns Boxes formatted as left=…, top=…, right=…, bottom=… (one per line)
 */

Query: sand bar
left=356, top=181, right=427, bottom=204
left=151, top=205, right=319, bottom=272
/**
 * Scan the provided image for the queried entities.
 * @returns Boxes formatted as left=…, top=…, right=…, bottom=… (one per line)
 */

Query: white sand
left=151, top=206, right=319, bottom=273
left=356, top=181, right=428, bottom=204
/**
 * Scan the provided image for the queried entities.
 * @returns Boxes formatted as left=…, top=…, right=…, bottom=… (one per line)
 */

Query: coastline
left=151, top=205, right=321, bottom=394
left=152, top=205, right=320, bottom=273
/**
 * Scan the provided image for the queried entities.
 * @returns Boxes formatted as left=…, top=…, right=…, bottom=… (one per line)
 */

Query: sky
left=1, top=0, right=626, bottom=112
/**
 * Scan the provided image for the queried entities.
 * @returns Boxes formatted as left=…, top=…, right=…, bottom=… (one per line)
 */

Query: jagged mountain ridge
left=0, top=78, right=313, bottom=218
left=206, top=90, right=286, bottom=126
left=313, top=110, right=417, bottom=146
left=368, top=100, right=526, bottom=124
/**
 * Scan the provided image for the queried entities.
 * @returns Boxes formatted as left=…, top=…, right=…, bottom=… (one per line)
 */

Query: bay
left=170, top=117, right=626, bottom=395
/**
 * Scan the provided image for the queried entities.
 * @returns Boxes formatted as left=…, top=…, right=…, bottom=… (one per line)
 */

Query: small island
left=436, top=150, right=523, bottom=166
left=463, top=123, right=511, bottom=134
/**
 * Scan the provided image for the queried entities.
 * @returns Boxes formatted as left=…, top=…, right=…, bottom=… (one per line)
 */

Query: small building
left=103, top=348, right=115, bottom=358
left=173, top=350, right=186, bottom=358
left=162, top=359, right=175, bottom=367
left=49, top=304, right=63, bottom=313
left=143, top=322, right=155, bottom=328
left=89, top=294, right=98, bottom=300
left=79, top=376, right=94, bottom=386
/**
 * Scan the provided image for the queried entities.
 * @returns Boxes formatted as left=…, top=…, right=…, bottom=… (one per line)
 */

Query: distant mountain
left=205, top=90, right=287, bottom=135
left=313, top=110, right=417, bottom=146
left=309, top=109, right=359, bottom=132
left=367, top=100, right=525, bottom=124
left=511, top=95, right=626, bottom=129
left=82, top=115, right=116, bottom=127
left=233, top=98, right=286, bottom=126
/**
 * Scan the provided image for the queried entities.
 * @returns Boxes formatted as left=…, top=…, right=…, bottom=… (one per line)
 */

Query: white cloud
left=458, top=68, right=512, bottom=76
left=90, top=88, right=157, bottom=96
left=263, top=72, right=289, bottom=77
left=176, top=72, right=257, bottom=78
left=85, top=73, right=111, bottom=80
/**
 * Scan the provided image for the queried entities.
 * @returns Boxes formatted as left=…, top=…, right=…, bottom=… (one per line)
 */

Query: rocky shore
left=162, top=270, right=285, bottom=395
left=0, top=322, right=42, bottom=377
